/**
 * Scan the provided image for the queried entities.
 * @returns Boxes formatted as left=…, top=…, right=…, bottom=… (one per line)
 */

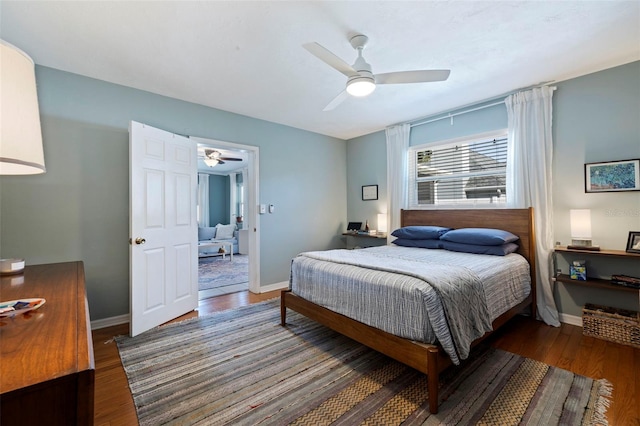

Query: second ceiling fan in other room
left=304, top=33, right=450, bottom=111
left=203, top=149, right=242, bottom=167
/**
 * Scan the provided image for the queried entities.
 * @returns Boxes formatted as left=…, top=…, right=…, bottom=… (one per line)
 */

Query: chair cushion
left=198, top=227, right=216, bottom=240
left=215, top=223, right=236, bottom=240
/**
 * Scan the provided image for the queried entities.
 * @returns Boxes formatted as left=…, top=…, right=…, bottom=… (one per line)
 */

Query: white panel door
left=129, top=121, right=198, bottom=336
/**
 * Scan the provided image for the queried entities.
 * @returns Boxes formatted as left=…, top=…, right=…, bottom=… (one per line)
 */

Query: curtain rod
left=410, top=100, right=504, bottom=128
left=408, top=81, right=554, bottom=129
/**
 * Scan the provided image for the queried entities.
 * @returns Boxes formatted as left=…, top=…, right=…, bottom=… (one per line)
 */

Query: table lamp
left=0, top=40, right=47, bottom=274
left=568, top=209, right=600, bottom=251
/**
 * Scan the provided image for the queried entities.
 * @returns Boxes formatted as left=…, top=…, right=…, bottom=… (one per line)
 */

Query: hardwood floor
left=93, top=293, right=639, bottom=425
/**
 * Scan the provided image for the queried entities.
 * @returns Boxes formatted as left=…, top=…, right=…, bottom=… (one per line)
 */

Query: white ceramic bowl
left=0, top=258, right=25, bottom=275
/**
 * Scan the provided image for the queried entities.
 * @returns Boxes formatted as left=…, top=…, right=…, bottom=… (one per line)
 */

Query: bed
left=280, top=208, right=536, bottom=414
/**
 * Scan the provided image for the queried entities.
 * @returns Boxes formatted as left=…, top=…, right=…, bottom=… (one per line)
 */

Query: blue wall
left=346, top=61, right=640, bottom=318
left=0, top=67, right=347, bottom=321
left=208, top=174, right=230, bottom=225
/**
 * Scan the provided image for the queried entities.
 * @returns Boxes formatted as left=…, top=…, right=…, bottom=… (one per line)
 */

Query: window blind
left=409, top=136, right=508, bottom=206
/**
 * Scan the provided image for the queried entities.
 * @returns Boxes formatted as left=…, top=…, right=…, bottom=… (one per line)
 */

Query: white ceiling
left=2, top=1, right=639, bottom=140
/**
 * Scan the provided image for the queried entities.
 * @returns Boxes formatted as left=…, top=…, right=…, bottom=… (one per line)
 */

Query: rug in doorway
left=116, top=300, right=611, bottom=425
left=198, top=254, right=248, bottom=291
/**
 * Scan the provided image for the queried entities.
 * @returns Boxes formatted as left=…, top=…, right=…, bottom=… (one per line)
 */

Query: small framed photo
left=362, top=184, right=378, bottom=201
left=585, top=159, right=640, bottom=193
left=626, top=231, right=640, bottom=254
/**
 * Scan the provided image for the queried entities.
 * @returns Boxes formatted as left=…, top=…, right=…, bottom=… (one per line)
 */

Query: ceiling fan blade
left=323, top=90, right=348, bottom=111
left=218, top=157, right=242, bottom=161
left=303, top=42, right=358, bottom=78
left=375, top=70, right=450, bottom=85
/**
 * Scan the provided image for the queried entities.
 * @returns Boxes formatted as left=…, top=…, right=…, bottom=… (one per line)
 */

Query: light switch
left=259, top=204, right=266, bottom=214
left=269, top=204, right=275, bottom=213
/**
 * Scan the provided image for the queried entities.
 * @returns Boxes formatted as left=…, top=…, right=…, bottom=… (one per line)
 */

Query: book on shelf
left=610, top=274, right=640, bottom=289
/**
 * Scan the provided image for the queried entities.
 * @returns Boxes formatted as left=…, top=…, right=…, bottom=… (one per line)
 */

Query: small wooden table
left=0, top=261, right=95, bottom=425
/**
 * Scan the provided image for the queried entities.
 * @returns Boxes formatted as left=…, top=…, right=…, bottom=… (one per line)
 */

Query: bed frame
left=280, top=208, right=536, bottom=414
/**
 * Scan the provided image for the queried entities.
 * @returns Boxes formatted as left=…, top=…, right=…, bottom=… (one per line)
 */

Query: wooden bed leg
left=427, top=347, right=439, bottom=414
left=280, top=290, right=289, bottom=326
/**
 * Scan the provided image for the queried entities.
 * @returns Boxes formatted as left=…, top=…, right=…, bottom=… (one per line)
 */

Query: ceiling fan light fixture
left=204, top=158, right=219, bottom=167
left=346, top=77, right=375, bottom=97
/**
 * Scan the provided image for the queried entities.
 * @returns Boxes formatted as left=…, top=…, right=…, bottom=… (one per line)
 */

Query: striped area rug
left=116, top=300, right=611, bottom=425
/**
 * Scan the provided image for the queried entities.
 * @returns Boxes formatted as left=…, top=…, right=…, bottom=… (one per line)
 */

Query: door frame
left=191, top=137, right=260, bottom=293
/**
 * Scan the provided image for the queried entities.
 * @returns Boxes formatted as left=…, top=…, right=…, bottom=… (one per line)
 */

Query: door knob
left=135, top=237, right=146, bottom=245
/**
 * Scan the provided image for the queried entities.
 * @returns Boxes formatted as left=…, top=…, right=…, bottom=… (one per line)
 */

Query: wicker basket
left=582, top=303, right=640, bottom=349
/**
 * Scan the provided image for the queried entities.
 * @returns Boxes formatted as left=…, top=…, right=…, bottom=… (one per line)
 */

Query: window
left=409, top=131, right=508, bottom=207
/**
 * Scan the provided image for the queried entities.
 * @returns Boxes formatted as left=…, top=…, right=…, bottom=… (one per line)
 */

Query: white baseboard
left=92, top=283, right=288, bottom=330
left=259, top=281, right=289, bottom=293
left=91, top=314, right=129, bottom=330
left=559, top=312, right=582, bottom=327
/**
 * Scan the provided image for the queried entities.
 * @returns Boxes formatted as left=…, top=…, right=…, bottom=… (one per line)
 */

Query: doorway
left=191, top=137, right=260, bottom=299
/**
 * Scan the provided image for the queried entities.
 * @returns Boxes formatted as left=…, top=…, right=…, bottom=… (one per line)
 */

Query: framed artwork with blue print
left=585, top=159, right=640, bottom=193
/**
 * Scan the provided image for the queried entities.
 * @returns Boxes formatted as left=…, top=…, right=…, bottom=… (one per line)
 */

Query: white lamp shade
left=0, top=40, right=46, bottom=175
left=377, top=213, right=388, bottom=233
left=570, top=209, right=592, bottom=239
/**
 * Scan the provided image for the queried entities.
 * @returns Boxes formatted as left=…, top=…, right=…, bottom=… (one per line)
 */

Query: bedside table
left=341, top=232, right=387, bottom=249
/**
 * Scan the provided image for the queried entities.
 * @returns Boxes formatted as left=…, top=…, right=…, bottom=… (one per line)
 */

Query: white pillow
left=215, top=223, right=235, bottom=240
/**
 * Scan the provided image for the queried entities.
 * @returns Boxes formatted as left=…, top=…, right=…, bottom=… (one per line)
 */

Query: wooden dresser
left=0, top=261, right=95, bottom=425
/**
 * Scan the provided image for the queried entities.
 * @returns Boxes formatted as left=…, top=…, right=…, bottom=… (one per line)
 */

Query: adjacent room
left=195, top=144, right=251, bottom=300
left=1, top=1, right=638, bottom=425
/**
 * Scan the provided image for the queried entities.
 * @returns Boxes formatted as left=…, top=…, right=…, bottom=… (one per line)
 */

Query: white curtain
left=505, top=86, right=560, bottom=326
left=229, top=172, right=237, bottom=224
left=197, top=173, right=210, bottom=227
left=385, top=123, right=411, bottom=239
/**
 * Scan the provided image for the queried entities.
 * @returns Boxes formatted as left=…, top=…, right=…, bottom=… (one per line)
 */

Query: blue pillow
left=440, top=241, right=519, bottom=256
left=391, top=226, right=451, bottom=240
left=392, top=238, right=442, bottom=249
left=439, top=228, right=519, bottom=246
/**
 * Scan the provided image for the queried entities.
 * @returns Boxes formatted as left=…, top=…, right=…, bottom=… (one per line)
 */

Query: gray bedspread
left=290, top=246, right=531, bottom=365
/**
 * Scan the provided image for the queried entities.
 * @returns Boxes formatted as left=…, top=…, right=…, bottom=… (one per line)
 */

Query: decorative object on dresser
left=626, top=231, right=640, bottom=253
left=0, top=258, right=25, bottom=275
left=584, top=158, right=640, bottom=193
left=0, top=262, right=94, bottom=425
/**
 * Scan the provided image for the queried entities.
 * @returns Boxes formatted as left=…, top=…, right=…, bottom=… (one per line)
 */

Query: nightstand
left=341, top=232, right=387, bottom=249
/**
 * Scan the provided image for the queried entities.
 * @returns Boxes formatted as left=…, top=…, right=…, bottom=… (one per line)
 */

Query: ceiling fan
left=304, top=34, right=450, bottom=111
left=202, top=149, right=242, bottom=167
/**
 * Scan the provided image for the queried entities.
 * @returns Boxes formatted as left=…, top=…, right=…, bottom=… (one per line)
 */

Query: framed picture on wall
left=362, top=185, right=378, bottom=201
left=585, top=159, right=640, bottom=193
